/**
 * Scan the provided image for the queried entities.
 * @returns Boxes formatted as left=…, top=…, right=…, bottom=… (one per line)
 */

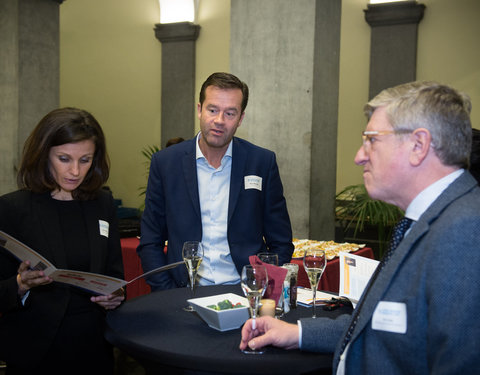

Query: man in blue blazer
left=138, top=72, right=294, bottom=290
left=240, top=81, right=480, bottom=374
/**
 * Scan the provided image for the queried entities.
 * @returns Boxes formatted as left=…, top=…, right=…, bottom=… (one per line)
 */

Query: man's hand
left=239, top=316, right=300, bottom=351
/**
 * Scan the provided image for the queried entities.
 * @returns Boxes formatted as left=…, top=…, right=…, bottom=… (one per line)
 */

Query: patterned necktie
left=337, top=217, right=413, bottom=356
left=381, top=217, right=413, bottom=267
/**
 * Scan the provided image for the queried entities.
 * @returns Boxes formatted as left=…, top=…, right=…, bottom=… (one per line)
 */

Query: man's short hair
left=199, top=72, right=249, bottom=113
left=365, top=81, right=472, bottom=169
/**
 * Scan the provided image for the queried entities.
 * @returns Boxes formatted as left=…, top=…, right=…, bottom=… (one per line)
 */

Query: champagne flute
left=303, top=249, right=326, bottom=318
left=182, top=241, right=204, bottom=312
left=241, top=265, right=268, bottom=354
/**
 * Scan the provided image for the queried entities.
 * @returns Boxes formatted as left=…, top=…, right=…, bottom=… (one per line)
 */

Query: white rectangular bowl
left=188, top=293, right=250, bottom=331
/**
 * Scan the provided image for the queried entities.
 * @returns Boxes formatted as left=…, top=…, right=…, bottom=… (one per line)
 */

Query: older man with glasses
left=240, top=81, right=480, bottom=374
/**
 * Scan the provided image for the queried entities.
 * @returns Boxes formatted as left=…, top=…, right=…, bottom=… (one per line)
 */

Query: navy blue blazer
left=0, top=189, right=123, bottom=367
left=301, top=171, right=480, bottom=374
left=138, top=136, right=294, bottom=290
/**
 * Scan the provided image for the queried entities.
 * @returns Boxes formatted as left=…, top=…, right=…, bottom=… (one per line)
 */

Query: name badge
left=372, top=301, right=407, bottom=334
left=99, top=220, right=109, bottom=238
left=244, top=175, right=262, bottom=191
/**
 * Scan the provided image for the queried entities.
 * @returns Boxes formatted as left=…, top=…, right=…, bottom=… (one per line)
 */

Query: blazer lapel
left=183, top=140, right=201, bottom=220
left=34, top=193, right=67, bottom=268
left=81, top=199, right=103, bottom=274
left=349, top=223, right=428, bottom=341
left=228, top=138, right=246, bottom=223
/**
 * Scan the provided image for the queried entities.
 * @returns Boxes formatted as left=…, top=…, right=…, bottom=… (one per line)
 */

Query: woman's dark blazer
left=0, top=189, right=124, bottom=367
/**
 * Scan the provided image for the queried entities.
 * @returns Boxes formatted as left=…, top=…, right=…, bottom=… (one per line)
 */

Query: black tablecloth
left=105, top=284, right=352, bottom=375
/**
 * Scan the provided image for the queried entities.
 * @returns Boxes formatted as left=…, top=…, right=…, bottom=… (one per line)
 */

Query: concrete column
left=0, top=0, right=19, bottom=194
left=365, top=1, right=425, bottom=99
left=154, top=22, right=200, bottom=148
left=230, top=0, right=341, bottom=240
left=0, top=0, right=62, bottom=195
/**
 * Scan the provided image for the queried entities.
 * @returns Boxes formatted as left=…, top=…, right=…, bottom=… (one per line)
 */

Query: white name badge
left=99, top=220, right=109, bottom=238
left=372, top=301, right=407, bottom=334
left=244, top=175, right=262, bottom=191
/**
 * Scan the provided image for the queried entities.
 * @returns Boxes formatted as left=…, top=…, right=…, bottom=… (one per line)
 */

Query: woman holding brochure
left=0, top=108, right=124, bottom=374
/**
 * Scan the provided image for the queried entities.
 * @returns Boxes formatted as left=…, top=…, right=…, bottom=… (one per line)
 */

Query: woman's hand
left=91, top=288, right=125, bottom=310
left=16, top=260, right=53, bottom=296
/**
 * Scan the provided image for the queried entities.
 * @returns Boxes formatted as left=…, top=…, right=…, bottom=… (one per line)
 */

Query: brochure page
left=0, top=230, right=182, bottom=295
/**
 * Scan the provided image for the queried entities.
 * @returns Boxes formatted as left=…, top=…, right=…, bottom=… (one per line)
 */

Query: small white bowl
left=188, top=293, right=250, bottom=331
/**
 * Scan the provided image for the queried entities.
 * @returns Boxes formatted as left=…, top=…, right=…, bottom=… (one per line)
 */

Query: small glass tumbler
left=257, top=252, right=279, bottom=266
left=282, top=263, right=299, bottom=310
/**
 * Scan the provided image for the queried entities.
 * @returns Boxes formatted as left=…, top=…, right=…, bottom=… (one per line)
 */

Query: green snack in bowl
left=218, top=299, right=234, bottom=310
left=207, top=299, right=245, bottom=311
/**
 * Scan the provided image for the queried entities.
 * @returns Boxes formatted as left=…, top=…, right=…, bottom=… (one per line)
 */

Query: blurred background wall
left=58, top=0, right=480, bottom=237
left=2, top=0, right=478, bottom=239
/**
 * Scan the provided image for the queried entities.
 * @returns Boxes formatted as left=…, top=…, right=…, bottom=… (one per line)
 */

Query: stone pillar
left=365, top=1, right=425, bottom=99
left=154, top=22, right=200, bottom=148
left=230, top=0, right=341, bottom=240
left=0, top=0, right=62, bottom=195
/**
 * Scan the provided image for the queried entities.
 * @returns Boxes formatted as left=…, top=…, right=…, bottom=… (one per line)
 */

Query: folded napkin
left=249, top=255, right=288, bottom=305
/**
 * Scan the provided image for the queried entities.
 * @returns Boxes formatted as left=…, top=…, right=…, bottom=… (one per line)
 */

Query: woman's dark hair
left=199, top=72, right=249, bottom=113
left=17, top=107, right=110, bottom=200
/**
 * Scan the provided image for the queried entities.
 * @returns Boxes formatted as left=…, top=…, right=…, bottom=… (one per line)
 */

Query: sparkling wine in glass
left=182, top=241, right=204, bottom=312
left=241, top=265, right=268, bottom=354
left=303, top=249, right=326, bottom=318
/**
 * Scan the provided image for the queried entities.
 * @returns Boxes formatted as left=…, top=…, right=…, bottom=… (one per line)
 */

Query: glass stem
left=312, top=285, right=317, bottom=318
left=189, top=270, right=195, bottom=295
left=252, top=300, right=257, bottom=332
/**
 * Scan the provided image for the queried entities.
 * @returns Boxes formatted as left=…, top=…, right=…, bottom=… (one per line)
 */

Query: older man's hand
left=239, top=316, right=300, bottom=351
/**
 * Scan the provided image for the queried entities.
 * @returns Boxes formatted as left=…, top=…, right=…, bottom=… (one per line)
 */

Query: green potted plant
left=138, top=144, right=160, bottom=210
left=335, top=184, right=403, bottom=259
left=138, top=138, right=185, bottom=210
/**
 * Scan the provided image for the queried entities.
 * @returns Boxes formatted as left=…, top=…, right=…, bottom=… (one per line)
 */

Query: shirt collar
left=405, top=169, right=464, bottom=221
left=195, top=132, right=233, bottom=161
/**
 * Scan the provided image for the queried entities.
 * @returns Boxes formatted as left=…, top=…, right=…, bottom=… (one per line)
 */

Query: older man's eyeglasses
left=361, top=129, right=412, bottom=147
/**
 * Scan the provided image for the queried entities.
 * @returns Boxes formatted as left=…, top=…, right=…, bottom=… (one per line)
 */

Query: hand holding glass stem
left=240, top=264, right=268, bottom=354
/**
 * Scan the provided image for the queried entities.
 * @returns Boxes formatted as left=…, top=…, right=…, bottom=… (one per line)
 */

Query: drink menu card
left=0, top=231, right=183, bottom=296
left=339, top=252, right=379, bottom=307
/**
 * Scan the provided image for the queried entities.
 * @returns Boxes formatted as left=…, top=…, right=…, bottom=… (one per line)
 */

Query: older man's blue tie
left=337, top=217, right=413, bottom=357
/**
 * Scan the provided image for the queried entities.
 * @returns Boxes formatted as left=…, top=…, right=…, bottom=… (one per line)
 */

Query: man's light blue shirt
left=195, top=133, right=240, bottom=285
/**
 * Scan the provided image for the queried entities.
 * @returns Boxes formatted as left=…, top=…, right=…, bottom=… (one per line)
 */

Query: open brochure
left=0, top=230, right=183, bottom=296
left=339, top=251, right=379, bottom=307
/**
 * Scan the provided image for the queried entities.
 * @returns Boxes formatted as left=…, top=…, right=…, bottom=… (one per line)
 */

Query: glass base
left=183, top=304, right=194, bottom=312
left=275, top=307, right=284, bottom=319
left=242, top=347, right=265, bottom=354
